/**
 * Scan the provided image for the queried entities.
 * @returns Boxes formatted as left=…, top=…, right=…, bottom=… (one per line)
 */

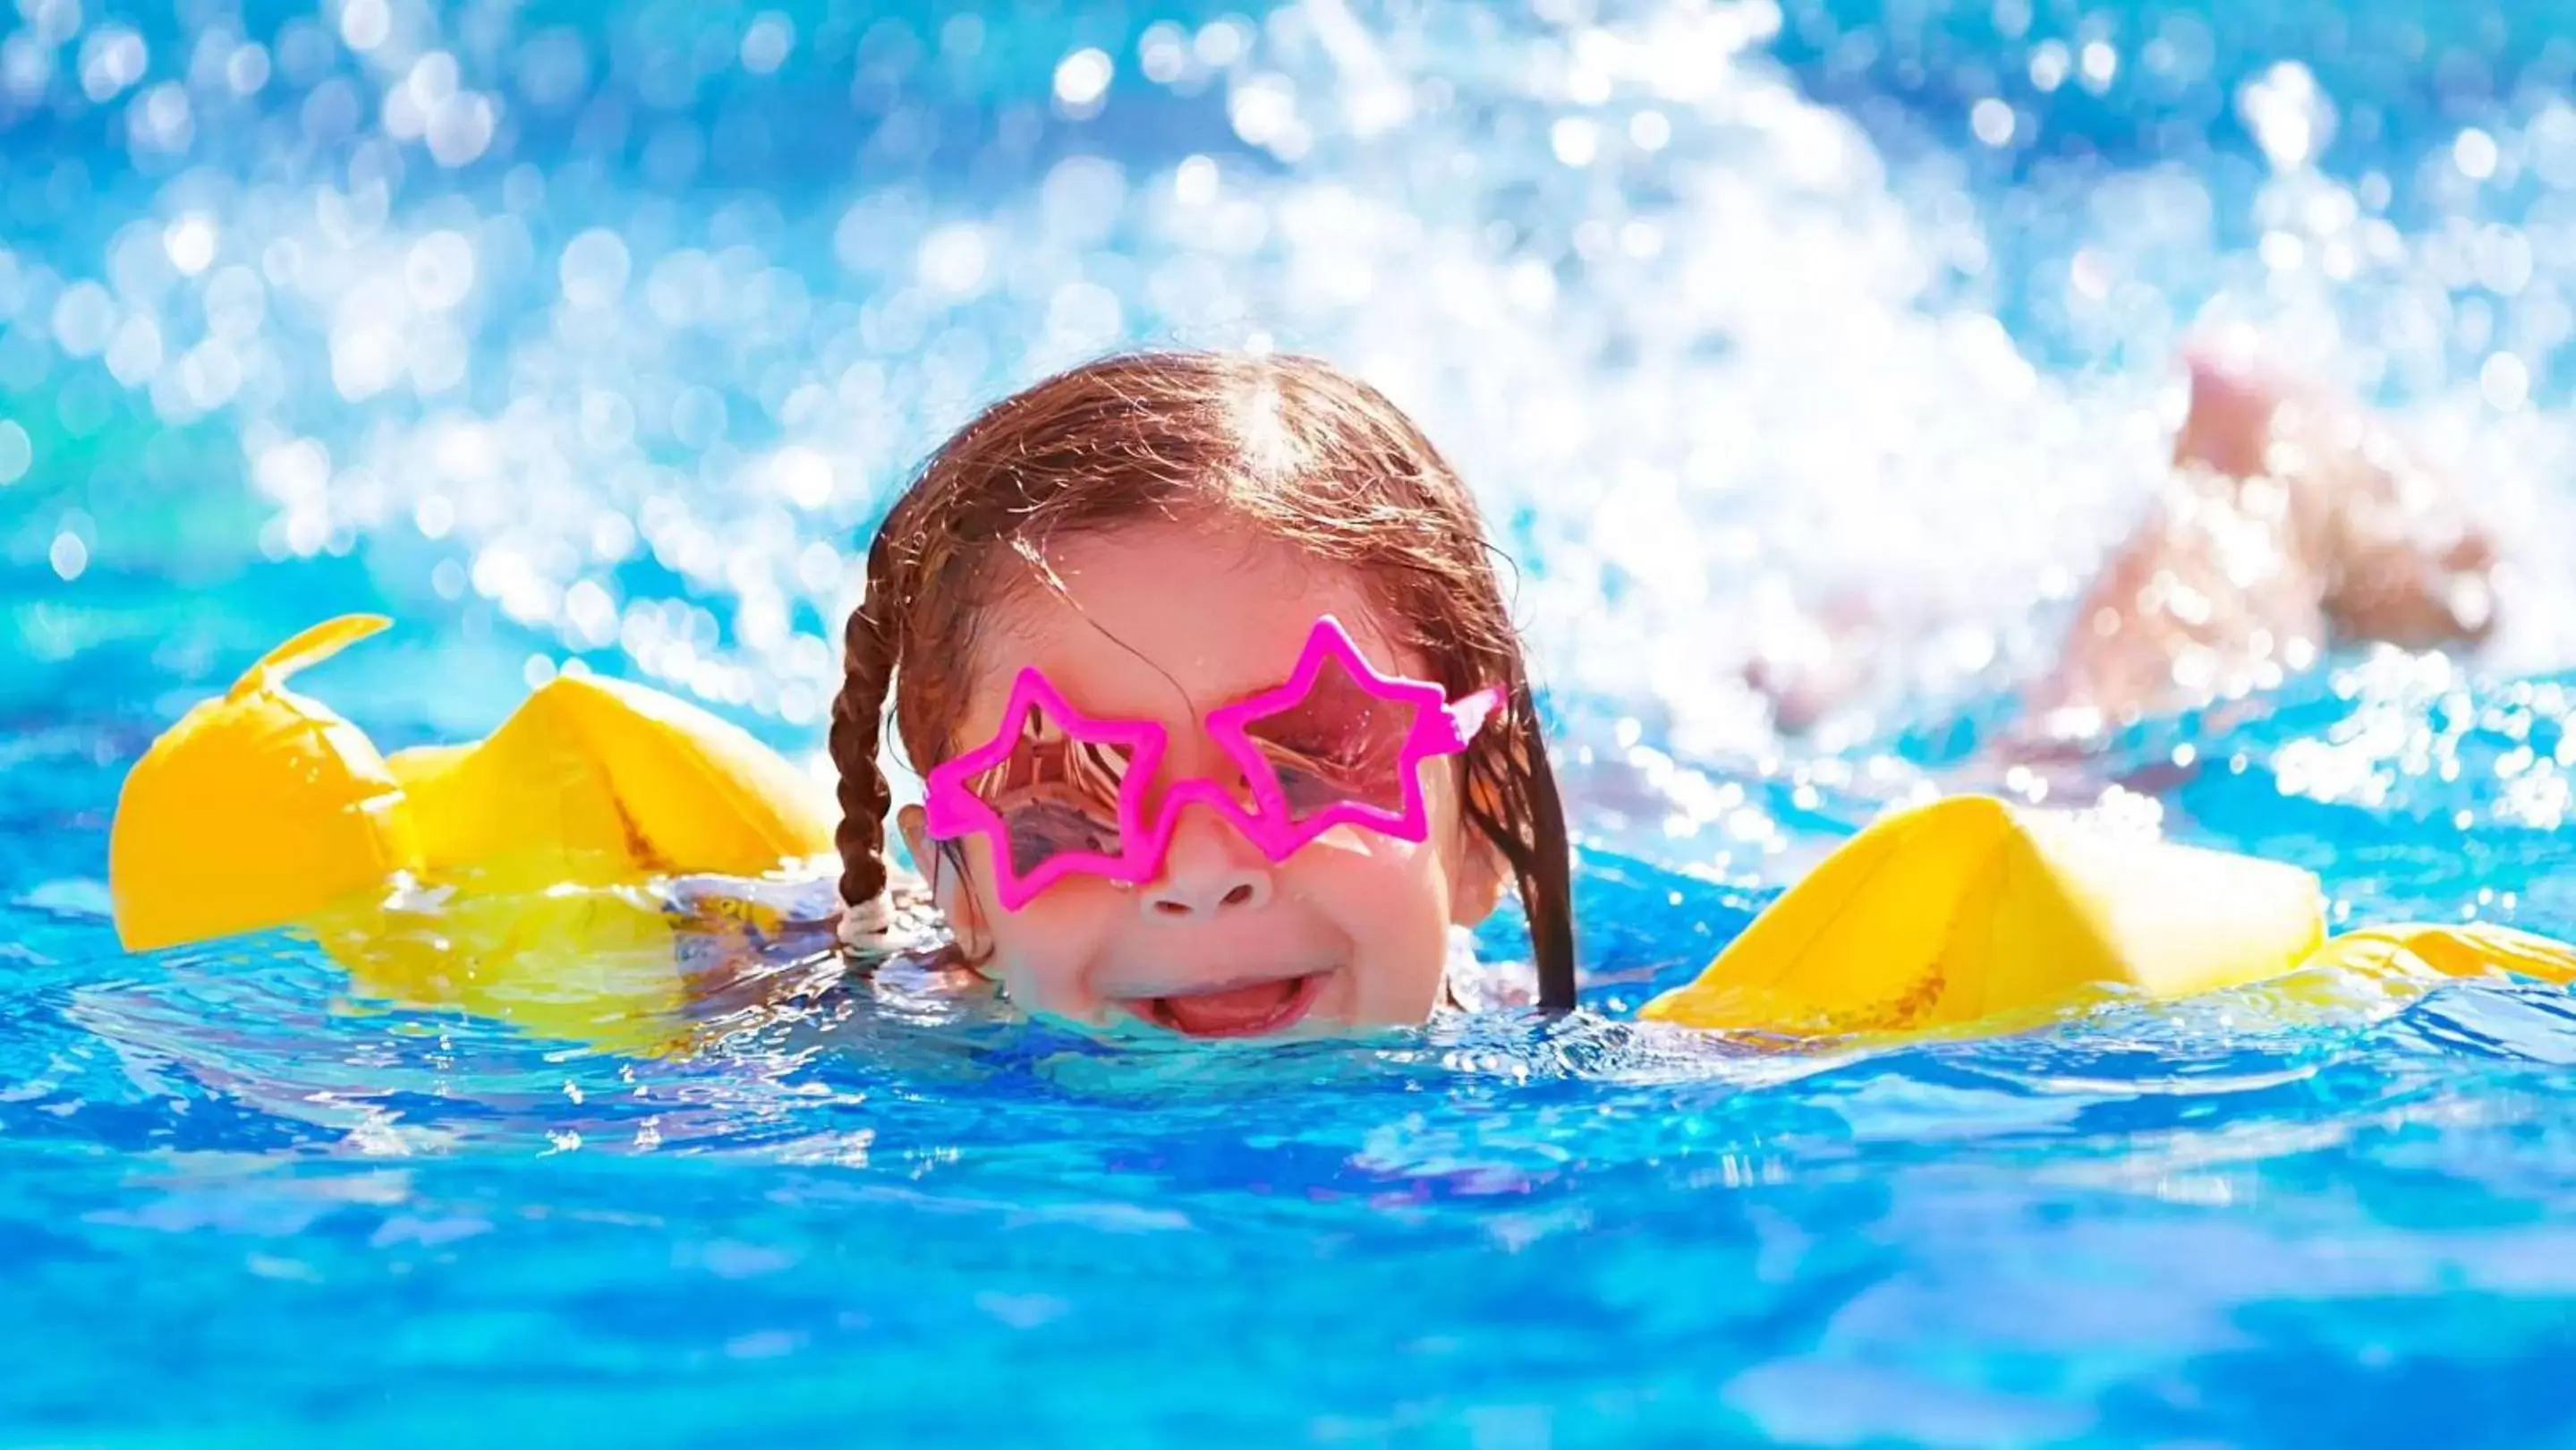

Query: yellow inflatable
left=1641, top=795, right=2576, bottom=1038
left=109, top=613, right=837, bottom=1052
left=109, top=615, right=422, bottom=952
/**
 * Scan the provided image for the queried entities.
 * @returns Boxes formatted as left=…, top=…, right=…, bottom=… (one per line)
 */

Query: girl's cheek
left=1373, top=933, right=1452, bottom=1026
left=1320, top=857, right=1456, bottom=1028
left=989, top=953, right=1088, bottom=1019
left=985, top=909, right=1106, bottom=1019
left=1020, top=971, right=1077, bottom=1019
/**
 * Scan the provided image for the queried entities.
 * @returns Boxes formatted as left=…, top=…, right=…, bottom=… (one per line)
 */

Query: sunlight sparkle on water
left=3, top=0, right=2576, bottom=852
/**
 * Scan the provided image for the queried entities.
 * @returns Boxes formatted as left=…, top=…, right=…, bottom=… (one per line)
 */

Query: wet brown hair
left=828, top=351, right=1577, bottom=1011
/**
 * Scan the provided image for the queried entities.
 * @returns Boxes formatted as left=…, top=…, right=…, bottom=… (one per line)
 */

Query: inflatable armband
left=109, top=616, right=420, bottom=951
left=303, top=877, right=826, bottom=1058
left=390, top=669, right=835, bottom=891
left=1639, top=795, right=2329, bottom=1037
left=2300, top=920, right=2576, bottom=986
left=108, top=615, right=838, bottom=1051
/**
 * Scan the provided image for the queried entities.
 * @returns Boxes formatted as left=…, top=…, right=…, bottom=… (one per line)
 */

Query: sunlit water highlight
left=7, top=0, right=2576, bottom=1441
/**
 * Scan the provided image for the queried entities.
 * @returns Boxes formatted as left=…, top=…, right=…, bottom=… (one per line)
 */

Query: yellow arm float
left=1640, top=795, right=2330, bottom=1036
left=107, top=615, right=837, bottom=1053
left=2300, top=920, right=2576, bottom=986
left=109, top=616, right=420, bottom=951
left=1641, top=794, right=2576, bottom=1039
left=388, top=669, right=836, bottom=891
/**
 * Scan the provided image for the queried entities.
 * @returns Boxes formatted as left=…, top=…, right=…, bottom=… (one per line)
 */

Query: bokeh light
left=2, top=0, right=2573, bottom=860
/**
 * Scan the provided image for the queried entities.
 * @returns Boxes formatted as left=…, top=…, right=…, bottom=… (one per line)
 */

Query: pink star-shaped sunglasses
left=922, top=616, right=1501, bottom=911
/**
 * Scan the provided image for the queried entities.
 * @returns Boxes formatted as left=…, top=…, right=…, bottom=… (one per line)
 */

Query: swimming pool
left=8, top=0, right=2576, bottom=1441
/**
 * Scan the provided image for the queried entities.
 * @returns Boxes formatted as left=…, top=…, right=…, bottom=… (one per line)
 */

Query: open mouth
left=1125, top=972, right=1328, bottom=1038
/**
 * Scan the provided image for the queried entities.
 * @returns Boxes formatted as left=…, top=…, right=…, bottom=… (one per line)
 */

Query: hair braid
left=829, top=530, right=902, bottom=915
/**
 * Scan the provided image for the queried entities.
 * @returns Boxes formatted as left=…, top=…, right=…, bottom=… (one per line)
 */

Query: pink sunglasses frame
left=922, top=615, right=1501, bottom=912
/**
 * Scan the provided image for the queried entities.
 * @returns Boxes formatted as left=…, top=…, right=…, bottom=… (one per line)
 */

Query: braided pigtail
left=829, top=531, right=902, bottom=942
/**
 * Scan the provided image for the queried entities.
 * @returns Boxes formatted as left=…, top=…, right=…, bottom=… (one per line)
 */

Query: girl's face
left=898, top=516, right=1504, bottom=1038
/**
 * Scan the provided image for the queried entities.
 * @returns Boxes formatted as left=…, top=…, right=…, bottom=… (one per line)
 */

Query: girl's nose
left=1140, top=803, right=1274, bottom=920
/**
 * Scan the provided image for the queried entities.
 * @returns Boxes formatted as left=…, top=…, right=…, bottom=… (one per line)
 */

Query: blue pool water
left=9, top=0, right=2576, bottom=1442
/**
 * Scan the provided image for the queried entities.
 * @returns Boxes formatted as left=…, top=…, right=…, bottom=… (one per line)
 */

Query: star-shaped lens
left=1209, top=617, right=1498, bottom=854
left=922, top=671, right=1166, bottom=911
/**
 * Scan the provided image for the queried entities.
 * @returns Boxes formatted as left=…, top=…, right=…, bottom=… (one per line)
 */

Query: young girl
left=822, top=351, right=1578, bottom=1031
left=108, top=346, right=2542, bottom=1047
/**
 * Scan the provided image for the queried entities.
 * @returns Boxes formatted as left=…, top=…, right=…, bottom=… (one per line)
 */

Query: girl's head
left=829, top=352, right=1572, bottom=1036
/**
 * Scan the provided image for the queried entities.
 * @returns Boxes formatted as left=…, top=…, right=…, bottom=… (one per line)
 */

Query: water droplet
left=2454, top=127, right=2500, bottom=183
left=740, top=13, right=795, bottom=75
left=163, top=216, right=217, bottom=276
left=1970, top=98, right=2014, bottom=148
left=340, top=0, right=391, bottom=54
left=1053, top=47, right=1111, bottom=115
left=47, top=531, right=87, bottom=581
left=558, top=229, right=632, bottom=309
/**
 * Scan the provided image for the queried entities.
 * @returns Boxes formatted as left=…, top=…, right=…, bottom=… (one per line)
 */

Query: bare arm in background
left=1751, top=351, right=2502, bottom=745
left=2019, top=351, right=2497, bottom=743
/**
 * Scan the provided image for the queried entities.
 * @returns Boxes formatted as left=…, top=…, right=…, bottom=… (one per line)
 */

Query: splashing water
left=8, top=0, right=2572, bottom=759
left=9, top=0, right=2576, bottom=1440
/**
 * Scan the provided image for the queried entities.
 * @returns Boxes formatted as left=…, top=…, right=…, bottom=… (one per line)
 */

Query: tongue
left=1156, top=977, right=1302, bottom=1036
